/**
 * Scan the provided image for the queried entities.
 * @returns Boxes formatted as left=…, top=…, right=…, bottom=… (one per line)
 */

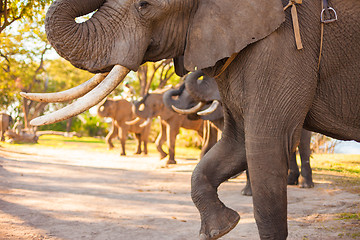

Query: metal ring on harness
left=321, top=7, right=337, bottom=23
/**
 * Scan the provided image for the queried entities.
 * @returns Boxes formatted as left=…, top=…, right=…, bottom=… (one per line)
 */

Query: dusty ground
left=0, top=144, right=359, bottom=240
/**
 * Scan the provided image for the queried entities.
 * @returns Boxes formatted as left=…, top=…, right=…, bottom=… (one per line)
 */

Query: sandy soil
left=0, top=145, right=359, bottom=240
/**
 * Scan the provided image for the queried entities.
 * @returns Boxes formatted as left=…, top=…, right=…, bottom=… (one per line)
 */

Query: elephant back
left=113, top=99, right=134, bottom=123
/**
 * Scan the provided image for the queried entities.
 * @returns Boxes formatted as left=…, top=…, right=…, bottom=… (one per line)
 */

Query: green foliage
left=38, top=119, right=68, bottom=132
left=45, top=58, right=94, bottom=92
left=0, top=0, right=52, bottom=33
left=337, top=213, right=360, bottom=221
left=0, top=9, right=50, bottom=110
left=38, top=111, right=109, bottom=137
left=177, top=128, right=202, bottom=149
left=72, top=112, right=109, bottom=137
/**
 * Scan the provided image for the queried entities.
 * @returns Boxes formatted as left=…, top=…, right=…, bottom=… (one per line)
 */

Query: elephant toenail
left=199, top=233, right=209, bottom=240
left=210, top=229, right=220, bottom=238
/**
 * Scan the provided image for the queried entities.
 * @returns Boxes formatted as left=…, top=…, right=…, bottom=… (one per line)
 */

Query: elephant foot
left=199, top=206, right=240, bottom=240
left=157, top=159, right=176, bottom=168
left=287, top=171, right=300, bottom=185
left=121, top=152, right=126, bottom=156
left=299, top=176, right=314, bottom=188
left=166, top=159, right=177, bottom=165
left=108, top=146, right=114, bottom=150
left=135, top=151, right=142, bottom=155
left=241, top=185, right=252, bottom=196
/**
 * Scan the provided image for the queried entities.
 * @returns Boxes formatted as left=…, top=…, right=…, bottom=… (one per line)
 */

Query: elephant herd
left=20, top=0, right=360, bottom=239
left=97, top=72, right=314, bottom=194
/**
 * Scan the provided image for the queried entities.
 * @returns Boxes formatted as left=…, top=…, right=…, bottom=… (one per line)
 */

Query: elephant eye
left=138, top=1, right=150, bottom=10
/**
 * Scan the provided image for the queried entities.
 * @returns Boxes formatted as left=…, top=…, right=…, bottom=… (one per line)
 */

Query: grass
left=296, top=154, right=360, bottom=194
left=337, top=213, right=360, bottom=221
left=1, top=134, right=202, bottom=160
left=335, top=213, right=360, bottom=239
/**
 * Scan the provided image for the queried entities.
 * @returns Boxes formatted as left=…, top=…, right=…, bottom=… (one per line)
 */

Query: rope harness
left=215, top=0, right=338, bottom=78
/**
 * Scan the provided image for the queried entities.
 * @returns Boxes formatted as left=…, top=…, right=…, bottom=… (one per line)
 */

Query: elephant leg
left=192, top=119, right=247, bottom=239
left=135, top=133, right=142, bottom=154
left=241, top=170, right=252, bottom=196
left=200, top=121, right=218, bottom=159
left=142, top=135, right=148, bottom=155
left=287, top=151, right=300, bottom=185
left=0, top=131, right=4, bottom=142
left=155, top=122, right=167, bottom=159
left=118, top=127, right=127, bottom=156
left=166, top=124, right=179, bottom=164
left=245, top=133, right=291, bottom=240
left=298, top=130, right=314, bottom=188
left=105, top=123, right=118, bottom=149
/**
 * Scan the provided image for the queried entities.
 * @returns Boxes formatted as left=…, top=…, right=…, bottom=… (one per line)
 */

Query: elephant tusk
left=172, top=102, right=206, bottom=115
left=125, top=117, right=141, bottom=125
left=197, top=100, right=220, bottom=116
left=29, top=65, right=130, bottom=126
left=20, top=73, right=108, bottom=102
left=139, top=118, right=152, bottom=128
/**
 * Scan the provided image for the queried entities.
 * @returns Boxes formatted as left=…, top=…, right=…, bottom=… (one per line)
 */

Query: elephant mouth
left=172, top=100, right=220, bottom=116
left=21, top=65, right=130, bottom=126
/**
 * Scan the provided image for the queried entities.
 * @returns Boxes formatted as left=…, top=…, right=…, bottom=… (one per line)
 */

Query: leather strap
left=284, top=0, right=303, bottom=50
left=214, top=52, right=238, bottom=78
left=318, top=0, right=337, bottom=70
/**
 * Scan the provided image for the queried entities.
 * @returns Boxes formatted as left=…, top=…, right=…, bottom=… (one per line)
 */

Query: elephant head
left=97, top=99, right=116, bottom=118
left=162, top=83, right=203, bottom=121
left=21, top=0, right=285, bottom=126
left=167, top=71, right=224, bottom=123
left=132, top=88, right=173, bottom=126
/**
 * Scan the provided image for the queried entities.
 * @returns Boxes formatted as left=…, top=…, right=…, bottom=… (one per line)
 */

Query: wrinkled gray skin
left=181, top=71, right=314, bottom=195
left=133, top=88, right=204, bottom=164
left=0, top=113, right=13, bottom=141
left=97, top=99, right=151, bottom=155
left=163, top=83, right=220, bottom=159
left=45, top=0, right=360, bottom=239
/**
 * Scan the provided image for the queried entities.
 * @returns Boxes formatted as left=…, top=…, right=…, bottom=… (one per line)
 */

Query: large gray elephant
left=169, top=71, right=314, bottom=195
left=97, top=98, right=151, bottom=155
left=0, top=113, right=13, bottom=141
left=22, top=0, right=360, bottom=239
left=132, top=88, right=204, bottom=164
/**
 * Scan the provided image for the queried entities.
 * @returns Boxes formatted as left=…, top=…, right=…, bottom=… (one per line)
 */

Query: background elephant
left=133, top=87, right=204, bottom=164
left=0, top=113, right=13, bottom=141
left=163, top=83, right=221, bottom=159
left=97, top=99, right=151, bottom=156
left=27, top=0, right=360, bottom=239
left=169, top=71, right=314, bottom=194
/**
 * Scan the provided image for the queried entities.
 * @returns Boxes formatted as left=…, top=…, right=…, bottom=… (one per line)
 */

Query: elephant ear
left=184, top=0, right=285, bottom=71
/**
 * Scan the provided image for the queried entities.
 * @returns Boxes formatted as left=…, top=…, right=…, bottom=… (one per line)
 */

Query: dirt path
left=0, top=145, right=359, bottom=240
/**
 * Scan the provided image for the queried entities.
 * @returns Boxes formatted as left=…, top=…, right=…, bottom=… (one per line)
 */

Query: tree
left=311, top=133, right=338, bottom=153
left=136, top=59, right=180, bottom=96
left=0, top=0, right=51, bottom=33
left=1, top=7, right=93, bottom=130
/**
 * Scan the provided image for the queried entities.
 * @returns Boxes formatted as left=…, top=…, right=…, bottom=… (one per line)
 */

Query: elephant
left=163, top=83, right=221, bottom=159
left=22, top=0, right=360, bottom=239
left=169, top=70, right=314, bottom=194
left=0, top=113, right=13, bottom=141
left=132, top=87, right=204, bottom=164
left=97, top=98, right=151, bottom=155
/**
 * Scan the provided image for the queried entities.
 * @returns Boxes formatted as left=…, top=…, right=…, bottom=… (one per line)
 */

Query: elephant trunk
left=133, top=95, right=151, bottom=119
left=185, top=70, right=220, bottom=102
left=162, top=84, right=186, bottom=112
left=45, top=0, right=120, bottom=72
